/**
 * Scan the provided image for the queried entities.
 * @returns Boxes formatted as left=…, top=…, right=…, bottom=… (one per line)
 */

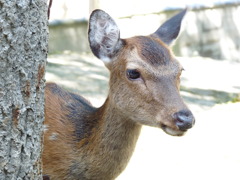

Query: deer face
left=88, top=9, right=195, bottom=136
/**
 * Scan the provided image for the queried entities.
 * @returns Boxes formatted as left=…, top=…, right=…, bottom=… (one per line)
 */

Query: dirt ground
left=46, top=52, right=240, bottom=180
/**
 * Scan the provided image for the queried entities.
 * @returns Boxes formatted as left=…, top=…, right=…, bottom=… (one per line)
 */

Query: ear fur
left=153, top=9, right=187, bottom=45
left=88, top=9, right=123, bottom=63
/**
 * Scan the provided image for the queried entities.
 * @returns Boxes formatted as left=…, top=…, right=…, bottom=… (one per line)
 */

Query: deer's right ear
left=88, top=9, right=123, bottom=63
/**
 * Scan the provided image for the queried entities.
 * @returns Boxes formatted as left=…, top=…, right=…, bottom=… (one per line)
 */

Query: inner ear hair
left=88, top=9, right=122, bottom=63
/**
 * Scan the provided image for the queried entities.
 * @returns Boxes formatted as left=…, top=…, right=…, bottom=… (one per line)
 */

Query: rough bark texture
left=0, top=0, right=48, bottom=179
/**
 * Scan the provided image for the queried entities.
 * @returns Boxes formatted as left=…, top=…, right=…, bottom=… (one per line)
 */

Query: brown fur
left=43, top=36, right=187, bottom=179
left=43, top=83, right=141, bottom=180
left=43, top=9, right=194, bottom=180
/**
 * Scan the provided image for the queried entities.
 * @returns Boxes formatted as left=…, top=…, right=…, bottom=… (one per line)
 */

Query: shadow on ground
left=46, top=53, right=109, bottom=104
left=181, top=86, right=239, bottom=107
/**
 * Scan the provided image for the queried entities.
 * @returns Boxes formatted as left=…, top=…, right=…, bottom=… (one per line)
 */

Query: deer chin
left=161, top=124, right=186, bottom=136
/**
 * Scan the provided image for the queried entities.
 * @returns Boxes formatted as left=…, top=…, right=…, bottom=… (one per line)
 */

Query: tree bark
left=0, top=0, right=48, bottom=179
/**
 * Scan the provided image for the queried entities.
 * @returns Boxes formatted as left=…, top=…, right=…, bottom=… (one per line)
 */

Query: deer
left=43, top=9, right=195, bottom=180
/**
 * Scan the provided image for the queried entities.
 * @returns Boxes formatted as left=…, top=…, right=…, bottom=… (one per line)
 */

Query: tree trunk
left=0, top=0, right=48, bottom=179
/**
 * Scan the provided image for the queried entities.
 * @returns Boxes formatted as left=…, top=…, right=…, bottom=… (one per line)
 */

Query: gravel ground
left=46, top=52, right=240, bottom=180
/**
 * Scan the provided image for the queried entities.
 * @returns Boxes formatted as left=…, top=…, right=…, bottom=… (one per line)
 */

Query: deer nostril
left=174, top=110, right=195, bottom=131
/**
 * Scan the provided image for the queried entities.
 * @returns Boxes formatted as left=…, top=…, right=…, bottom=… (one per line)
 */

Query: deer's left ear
left=153, top=9, right=187, bottom=45
left=88, top=9, right=123, bottom=63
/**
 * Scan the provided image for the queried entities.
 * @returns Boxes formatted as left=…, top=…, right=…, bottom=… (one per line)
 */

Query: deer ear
left=153, top=9, right=187, bottom=45
left=88, top=9, right=123, bottom=63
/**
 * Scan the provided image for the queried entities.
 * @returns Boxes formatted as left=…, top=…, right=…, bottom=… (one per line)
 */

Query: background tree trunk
left=0, top=0, right=48, bottom=179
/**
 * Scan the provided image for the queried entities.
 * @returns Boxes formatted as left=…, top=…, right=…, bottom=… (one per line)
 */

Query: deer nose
left=174, top=110, right=195, bottom=131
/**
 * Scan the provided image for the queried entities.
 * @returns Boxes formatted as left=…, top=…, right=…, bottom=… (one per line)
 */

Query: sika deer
left=43, top=9, right=195, bottom=180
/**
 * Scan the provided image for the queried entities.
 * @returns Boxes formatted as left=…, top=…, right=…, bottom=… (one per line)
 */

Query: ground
left=46, top=52, right=240, bottom=180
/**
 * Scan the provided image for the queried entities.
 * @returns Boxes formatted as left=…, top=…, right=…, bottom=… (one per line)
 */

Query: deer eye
left=126, top=69, right=141, bottom=80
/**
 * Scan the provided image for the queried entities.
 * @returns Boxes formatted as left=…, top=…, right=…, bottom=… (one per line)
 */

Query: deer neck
left=97, top=97, right=142, bottom=152
left=82, top=97, right=142, bottom=179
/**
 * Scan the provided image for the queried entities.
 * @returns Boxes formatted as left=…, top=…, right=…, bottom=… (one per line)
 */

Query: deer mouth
left=161, top=124, right=186, bottom=136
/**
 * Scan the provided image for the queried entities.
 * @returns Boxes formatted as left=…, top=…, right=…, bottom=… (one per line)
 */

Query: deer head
left=88, top=9, right=195, bottom=136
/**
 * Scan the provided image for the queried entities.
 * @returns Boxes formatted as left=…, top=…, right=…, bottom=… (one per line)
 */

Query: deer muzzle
left=173, top=110, right=195, bottom=131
